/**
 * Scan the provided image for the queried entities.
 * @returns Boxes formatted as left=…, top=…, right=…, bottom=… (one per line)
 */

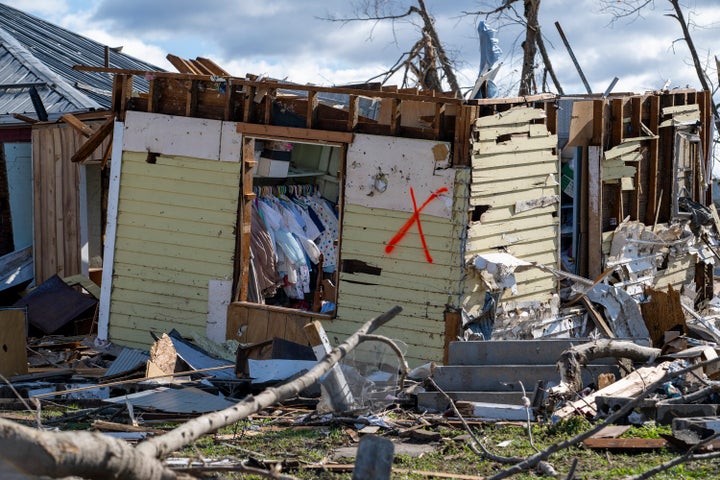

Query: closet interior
left=245, top=138, right=343, bottom=315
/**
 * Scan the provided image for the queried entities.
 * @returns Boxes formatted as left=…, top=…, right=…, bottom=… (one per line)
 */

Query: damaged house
left=79, top=60, right=715, bottom=367
left=0, top=3, right=159, bottom=298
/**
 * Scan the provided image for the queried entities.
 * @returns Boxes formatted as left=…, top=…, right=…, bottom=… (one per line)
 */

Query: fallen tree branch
left=487, top=357, right=720, bottom=479
left=0, top=307, right=403, bottom=479
left=427, top=377, right=524, bottom=464
left=551, top=339, right=661, bottom=398
left=624, top=433, right=720, bottom=480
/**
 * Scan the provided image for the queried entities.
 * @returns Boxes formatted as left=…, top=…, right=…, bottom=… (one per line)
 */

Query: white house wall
left=330, top=134, right=464, bottom=365
left=101, top=112, right=242, bottom=348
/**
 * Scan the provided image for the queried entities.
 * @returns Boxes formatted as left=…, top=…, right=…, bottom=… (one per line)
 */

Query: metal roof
left=0, top=2, right=162, bottom=119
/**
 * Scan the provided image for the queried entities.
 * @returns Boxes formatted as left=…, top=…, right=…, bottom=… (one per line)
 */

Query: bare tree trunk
left=668, top=0, right=720, bottom=132
left=0, top=307, right=403, bottom=479
left=415, top=0, right=461, bottom=97
left=0, top=421, right=174, bottom=480
left=518, top=0, right=540, bottom=96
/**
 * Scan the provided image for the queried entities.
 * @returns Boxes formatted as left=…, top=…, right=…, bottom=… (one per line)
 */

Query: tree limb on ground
left=551, top=339, right=661, bottom=398
left=487, top=356, right=720, bottom=479
left=0, top=306, right=403, bottom=480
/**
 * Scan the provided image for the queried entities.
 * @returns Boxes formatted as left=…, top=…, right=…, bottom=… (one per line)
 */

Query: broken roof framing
left=84, top=66, right=714, bottom=365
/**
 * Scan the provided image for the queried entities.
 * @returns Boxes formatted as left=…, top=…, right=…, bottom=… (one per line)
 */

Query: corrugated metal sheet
left=105, top=386, right=237, bottom=414
left=107, top=151, right=241, bottom=348
left=326, top=136, right=465, bottom=366
left=103, top=347, right=149, bottom=378
left=0, top=3, right=160, bottom=117
left=466, top=106, right=559, bottom=304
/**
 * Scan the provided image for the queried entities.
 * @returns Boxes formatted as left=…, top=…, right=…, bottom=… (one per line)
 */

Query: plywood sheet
left=0, top=309, right=27, bottom=376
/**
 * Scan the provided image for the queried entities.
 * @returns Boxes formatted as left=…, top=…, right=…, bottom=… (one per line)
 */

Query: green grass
left=171, top=418, right=720, bottom=480
left=4, top=406, right=718, bottom=479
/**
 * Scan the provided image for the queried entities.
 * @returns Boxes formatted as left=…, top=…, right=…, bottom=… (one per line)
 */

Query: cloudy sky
left=4, top=0, right=719, bottom=99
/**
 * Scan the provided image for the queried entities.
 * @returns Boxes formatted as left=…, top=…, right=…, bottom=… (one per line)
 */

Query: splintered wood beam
left=242, top=86, right=256, bottom=123
left=347, top=95, right=359, bottom=131
left=262, top=93, right=272, bottom=124
left=147, top=77, right=158, bottom=112
left=432, top=102, right=445, bottom=139
left=390, top=98, right=402, bottom=135
left=611, top=98, right=624, bottom=223
left=166, top=53, right=200, bottom=74
left=306, top=90, right=318, bottom=129
left=236, top=122, right=353, bottom=144
left=195, top=57, right=230, bottom=76
left=12, top=113, right=38, bottom=124
left=111, top=74, right=133, bottom=117
left=61, top=113, right=94, bottom=137
left=189, top=59, right=214, bottom=75
left=645, top=95, right=660, bottom=225
left=631, top=96, right=642, bottom=219
left=100, top=138, right=113, bottom=170
left=185, top=79, right=199, bottom=117
left=71, top=115, right=114, bottom=163
left=587, top=145, right=603, bottom=280
left=236, top=137, right=255, bottom=302
left=224, top=79, right=237, bottom=121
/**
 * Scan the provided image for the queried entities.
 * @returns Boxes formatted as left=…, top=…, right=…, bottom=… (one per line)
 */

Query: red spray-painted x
left=385, top=186, right=448, bottom=263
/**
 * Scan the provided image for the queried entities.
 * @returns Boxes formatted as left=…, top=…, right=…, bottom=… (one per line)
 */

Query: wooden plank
left=645, top=95, right=660, bottom=225
left=195, top=57, right=230, bottom=76
left=306, top=90, right=318, bottom=129
left=472, top=134, right=556, bottom=155
left=237, top=137, right=254, bottom=301
left=476, top=122, right=549, bottom=141
left=75, top=66, right=463, bottom=104
left=0, top=309, right=28, bottom=376
left=582, top=438, right=668, bottom=450
left=472, top=148, right=557, bottom=167
left=185, top=79, right=199, bottom=117
left=71, top=115, right=114, bottom=162
left=443, top=308, right=461, bottom=365
left=471, top=175, right=559, bottom=195
left=60, top=113, right=94, bottom=137
left=347, top=95, right=359, bottom=130
left=390, top=98, right=402, bottom=135
left=236, top=122, right=353, bottom=144
left=587, top=145, right=602, bottom=279
left=475, top=107, right=546, bottom=127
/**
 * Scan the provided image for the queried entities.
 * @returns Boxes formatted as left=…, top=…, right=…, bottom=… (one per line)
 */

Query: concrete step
left=432, top=364, right=620, bottom=392
left=416, top=391, right=529, bottom=412
left=447, top=339, right=648, bottom=366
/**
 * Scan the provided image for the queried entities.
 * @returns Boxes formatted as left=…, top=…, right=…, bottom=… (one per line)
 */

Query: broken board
left=0, top=308, right=28, bottom=376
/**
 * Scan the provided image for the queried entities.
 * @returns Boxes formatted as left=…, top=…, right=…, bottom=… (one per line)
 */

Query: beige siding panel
left=471, top=150, right=557, bottom=169
left=330, top=198, right=463, bottom=365
left=470, top=187, right=558, bottom=210
left=476, top=205, right=556, bottom=223
left=117, top=225, right=233, bottom=252
left=109, top=150, right=240, bottom=348
left=113, top=262, right=217, bottom=289
left=467, top=106, right=558, bottom=305
left=653, top=257, right=695, bottom=290
left=472, top=135, right=557, bottom=155
left=467, top=216, right=559, bottom=238
left=471, top=176, right=558, bottom=195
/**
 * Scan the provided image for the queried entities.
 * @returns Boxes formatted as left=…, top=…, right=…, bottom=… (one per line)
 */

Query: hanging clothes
left=304, top=192, right=339, bottom=273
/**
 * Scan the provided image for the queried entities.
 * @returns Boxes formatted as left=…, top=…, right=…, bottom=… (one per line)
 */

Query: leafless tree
left=599, top=0, right=719, bottom=132
left=323, top=0, right=462, bottom=97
